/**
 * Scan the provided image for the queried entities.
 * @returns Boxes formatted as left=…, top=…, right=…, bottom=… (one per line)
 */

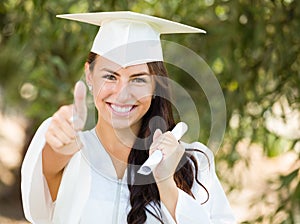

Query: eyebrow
left=102, top=68, right=151, bottom=77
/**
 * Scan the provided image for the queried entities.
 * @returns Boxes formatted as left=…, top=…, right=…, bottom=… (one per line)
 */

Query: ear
left=85, top=62, right=93, bottom=86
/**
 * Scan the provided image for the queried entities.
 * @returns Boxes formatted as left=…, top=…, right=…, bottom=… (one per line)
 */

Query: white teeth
left=111, top=104, right=133, bottom=113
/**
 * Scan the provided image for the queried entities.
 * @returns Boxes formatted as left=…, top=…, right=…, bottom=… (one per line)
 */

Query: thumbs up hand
left=72, top=81, right=88, bottom=131
left=45, top=81, right=87, bottom=155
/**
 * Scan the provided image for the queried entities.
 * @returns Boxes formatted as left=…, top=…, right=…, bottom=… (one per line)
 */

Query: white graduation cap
left=57, top=11, right=206, bottom=67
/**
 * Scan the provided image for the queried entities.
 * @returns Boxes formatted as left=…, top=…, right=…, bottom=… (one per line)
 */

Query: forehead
left=93, top=56, right=150, bottom=74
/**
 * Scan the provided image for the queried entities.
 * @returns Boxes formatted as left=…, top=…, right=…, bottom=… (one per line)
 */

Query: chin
left=110, top=122, right=131, bottom=130
left=110, top=118, right=140, bottom=130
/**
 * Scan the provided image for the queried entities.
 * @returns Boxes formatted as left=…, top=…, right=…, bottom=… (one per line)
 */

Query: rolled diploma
left=137, top=122, right=188, bottom=175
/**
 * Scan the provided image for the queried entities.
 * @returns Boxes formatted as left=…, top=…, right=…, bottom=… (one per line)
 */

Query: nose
left=114, top=81, right=132, bottom=103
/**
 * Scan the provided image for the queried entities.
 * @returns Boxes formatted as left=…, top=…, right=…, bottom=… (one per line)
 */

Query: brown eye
left=132, top=77, right=146, bottom=83
left=102, top=74, right=116, bottom=80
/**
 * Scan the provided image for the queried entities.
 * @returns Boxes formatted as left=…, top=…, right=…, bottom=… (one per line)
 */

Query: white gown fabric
left=21, top=118, right=236, bottom=224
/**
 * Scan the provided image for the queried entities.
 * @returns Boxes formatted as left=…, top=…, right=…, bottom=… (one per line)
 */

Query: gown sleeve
left=161, top=142, right=236, bottom=224
left=21, top=118, right=55, bottom=223
left=21, top=118, right=92, bottom=224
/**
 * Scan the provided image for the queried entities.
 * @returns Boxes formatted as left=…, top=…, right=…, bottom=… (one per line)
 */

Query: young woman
left=21, top=11, right=236, bottom=223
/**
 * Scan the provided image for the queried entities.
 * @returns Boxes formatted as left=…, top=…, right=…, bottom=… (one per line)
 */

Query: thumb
left=73, top=80, right=87, bottom=130
left=153, top=129, right=162, bottom=141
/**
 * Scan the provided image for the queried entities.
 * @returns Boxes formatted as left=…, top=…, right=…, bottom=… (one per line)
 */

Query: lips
left=108, top=103, right=136, bottom=115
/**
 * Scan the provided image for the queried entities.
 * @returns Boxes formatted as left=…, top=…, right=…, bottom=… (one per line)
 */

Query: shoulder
left=78, top=128, right=97, bottom=144
left=35, top=117, right=52, bottom=132
left=182, top=141, right=213, bottom=156
left=180, top=141, right=216, bottom=187
left=77, top=128, right=103, bottom=159
left=181, top=141, right=214, bottom=166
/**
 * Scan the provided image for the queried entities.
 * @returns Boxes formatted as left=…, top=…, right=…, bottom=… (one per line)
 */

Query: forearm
left=42, top=143, right=73, bottom=176
left=157, top=178, right=179, bottom=222
left=42, top=143, right=72, bottom=200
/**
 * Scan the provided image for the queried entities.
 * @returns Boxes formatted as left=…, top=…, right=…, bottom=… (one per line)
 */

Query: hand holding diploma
left=138, top=122, right=188, bottom=175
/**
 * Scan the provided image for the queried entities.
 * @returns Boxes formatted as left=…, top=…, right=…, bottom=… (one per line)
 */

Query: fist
left=45, top=81, right=87, bottom=155
left=149, top=129, right=185, bottom=182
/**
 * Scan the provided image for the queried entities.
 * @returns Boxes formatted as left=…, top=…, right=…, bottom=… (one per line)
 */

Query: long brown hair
left=86, top=52, right=209, bottom=224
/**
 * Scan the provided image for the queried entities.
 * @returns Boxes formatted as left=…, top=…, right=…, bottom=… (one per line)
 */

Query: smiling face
left=86, top=56, right=155, bottom=133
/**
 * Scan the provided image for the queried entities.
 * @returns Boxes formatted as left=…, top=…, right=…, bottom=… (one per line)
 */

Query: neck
left=95, top=118, right=140, bottom=163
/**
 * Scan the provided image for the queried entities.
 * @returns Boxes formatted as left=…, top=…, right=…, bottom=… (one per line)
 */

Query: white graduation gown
left=21, top=118, right=236, bottom=224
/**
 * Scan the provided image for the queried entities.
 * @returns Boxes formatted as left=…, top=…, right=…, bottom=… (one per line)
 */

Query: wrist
left=156, top=177, right=178, bottom=197
left=156, top=176, right=176, bottom=187
left=156, top=178, right=179, bottom=219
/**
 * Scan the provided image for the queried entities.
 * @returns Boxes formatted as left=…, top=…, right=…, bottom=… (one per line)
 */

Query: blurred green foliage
left=0, top=0, right=299, bottom=223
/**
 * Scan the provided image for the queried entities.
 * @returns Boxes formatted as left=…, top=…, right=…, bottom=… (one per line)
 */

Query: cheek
left=139, top=96, right=153, bottom=112
left=93, top=81, right=115, bottom=98
left=130, top=84, right=154, bottom=100
left=92, top=86, right=110, bottom=110
left=93, top=79, right=112, bottom=92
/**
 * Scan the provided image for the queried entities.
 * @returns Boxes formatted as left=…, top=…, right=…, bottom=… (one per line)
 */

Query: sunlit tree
left=0, top=0, right=299, bottom=223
